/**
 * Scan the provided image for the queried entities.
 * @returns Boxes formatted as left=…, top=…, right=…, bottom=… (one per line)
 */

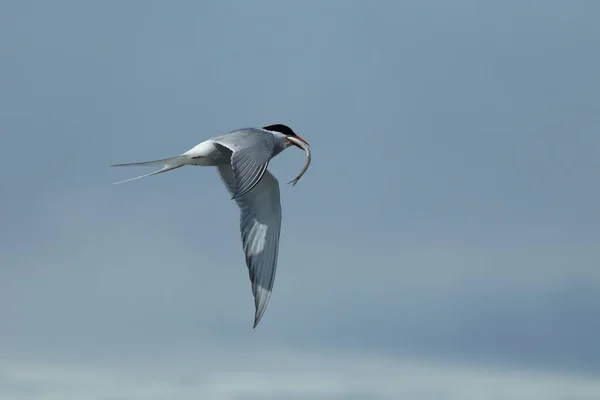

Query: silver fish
left=286, top=136, right=311, bottom=186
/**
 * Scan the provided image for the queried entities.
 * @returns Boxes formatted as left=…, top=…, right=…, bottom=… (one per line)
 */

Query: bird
left=110, top=124, right=311, bottom=328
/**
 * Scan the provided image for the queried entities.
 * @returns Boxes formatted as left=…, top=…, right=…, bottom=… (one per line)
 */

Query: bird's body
left=111, top=124, right=311, bottom=328
left=183, top=139, right=231, bottom=166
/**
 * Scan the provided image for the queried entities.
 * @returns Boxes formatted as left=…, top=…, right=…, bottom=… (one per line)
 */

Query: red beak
left=287, top=135, right=309, bottom=148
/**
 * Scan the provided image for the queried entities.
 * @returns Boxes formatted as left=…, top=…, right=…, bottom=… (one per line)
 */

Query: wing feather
left=212, top=129, right=275, bottom=199
left=217, top=165, right=282, bottom=328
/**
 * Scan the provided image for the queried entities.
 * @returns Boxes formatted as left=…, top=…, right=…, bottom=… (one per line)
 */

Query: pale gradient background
left=1, top=1, right=600, bottom=399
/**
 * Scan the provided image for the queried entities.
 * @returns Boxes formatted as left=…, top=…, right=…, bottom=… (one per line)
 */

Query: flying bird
left=110, top=124, right=311, bottom=328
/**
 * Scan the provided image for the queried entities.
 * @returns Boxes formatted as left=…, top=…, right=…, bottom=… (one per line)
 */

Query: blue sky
left=1, top=1, right=599, bottom=398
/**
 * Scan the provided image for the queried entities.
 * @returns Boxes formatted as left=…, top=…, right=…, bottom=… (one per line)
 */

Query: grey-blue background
left=1, top=1, right=599, bottom=398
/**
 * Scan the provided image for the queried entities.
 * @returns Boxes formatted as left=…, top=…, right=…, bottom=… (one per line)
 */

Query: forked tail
left=110, top=156, right=187, bottom=184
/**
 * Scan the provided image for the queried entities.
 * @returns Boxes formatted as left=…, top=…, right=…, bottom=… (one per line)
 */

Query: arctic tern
left=110, top=124, right=311, bottom=328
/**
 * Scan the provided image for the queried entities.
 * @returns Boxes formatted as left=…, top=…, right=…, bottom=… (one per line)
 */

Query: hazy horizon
left=1, top=1, right=599, bottom=399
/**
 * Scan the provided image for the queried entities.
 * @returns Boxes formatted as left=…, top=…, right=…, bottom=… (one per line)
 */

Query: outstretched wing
left=212, top=129, right=275, bottom=199
left=217, top=164, right=282, bottom=328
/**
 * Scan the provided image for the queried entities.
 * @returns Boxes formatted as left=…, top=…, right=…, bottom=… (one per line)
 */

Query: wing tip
left=252, top=289, right=272, bottom=329
left=253, top=309, right=264, bottom=329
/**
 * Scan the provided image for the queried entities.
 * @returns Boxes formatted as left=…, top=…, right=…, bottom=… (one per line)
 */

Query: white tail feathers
left=110, top=156, right=186, bottom=184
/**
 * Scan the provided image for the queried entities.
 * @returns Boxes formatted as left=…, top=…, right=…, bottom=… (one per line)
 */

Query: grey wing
left=213, top=129, right=276, bottom=199
left=218, top=165, right=282, bottom=328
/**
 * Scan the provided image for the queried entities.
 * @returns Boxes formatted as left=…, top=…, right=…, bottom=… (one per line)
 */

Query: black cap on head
left=262, top=124, right=296, bottom=137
